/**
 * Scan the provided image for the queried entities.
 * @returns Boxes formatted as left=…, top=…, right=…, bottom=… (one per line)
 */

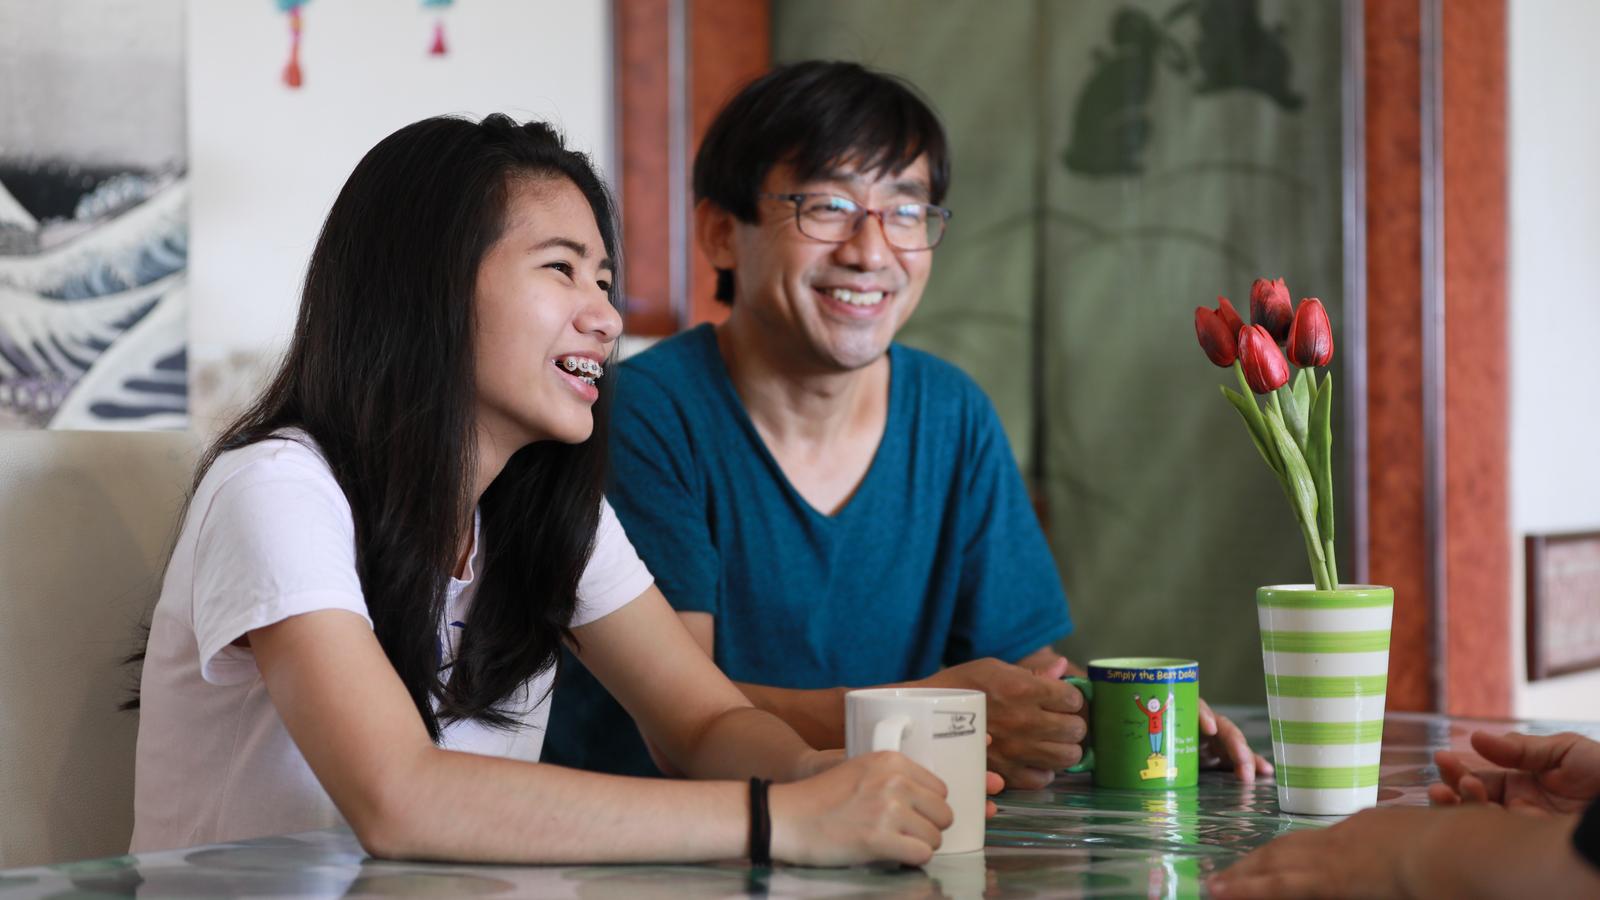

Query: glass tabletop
left=5, top=708, right=1596, bottom=899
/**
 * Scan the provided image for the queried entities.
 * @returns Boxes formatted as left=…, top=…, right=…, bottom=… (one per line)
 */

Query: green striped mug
left=1258, top=584, right=1394, bottom=815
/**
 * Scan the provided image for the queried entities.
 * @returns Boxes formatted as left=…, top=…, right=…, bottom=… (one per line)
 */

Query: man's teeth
left=824, top=287, right=886, bottom=307
left=557, top=356, right=604, bottom=385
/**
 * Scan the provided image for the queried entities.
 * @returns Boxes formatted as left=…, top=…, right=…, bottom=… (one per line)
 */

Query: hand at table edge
left=1199, top=698, right=1274, bottom=783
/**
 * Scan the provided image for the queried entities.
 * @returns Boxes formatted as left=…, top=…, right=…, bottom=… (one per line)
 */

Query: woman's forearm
left=672, top=704, right=827, bottom=782
left=362, top=749, right=749, bottom=864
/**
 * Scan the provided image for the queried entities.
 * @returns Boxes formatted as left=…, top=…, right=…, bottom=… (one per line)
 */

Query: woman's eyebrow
left=531, top=236, right=590, bottom=256
left=530, top=236, right=613, bottom=272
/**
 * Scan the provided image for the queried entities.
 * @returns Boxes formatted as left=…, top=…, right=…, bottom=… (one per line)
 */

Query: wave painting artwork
left=0, top=0, right=188, bottom=430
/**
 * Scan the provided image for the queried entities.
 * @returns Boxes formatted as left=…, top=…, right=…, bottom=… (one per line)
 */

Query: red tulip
left=1238, top=324, right=1290, bottom=394
left=1250, top=277, right=1294, bottom=343
left=1287, top=298, right=1334, bottom=368
left=1216, top=296, right=1246, bottom=339
left=1195, top=305, right=1238, bottom=366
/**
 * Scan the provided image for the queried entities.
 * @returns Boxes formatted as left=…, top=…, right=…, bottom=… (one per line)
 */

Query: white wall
left=1508, top=0, right=1600, bottom=721
left=187, top=0, right=613, bottom=427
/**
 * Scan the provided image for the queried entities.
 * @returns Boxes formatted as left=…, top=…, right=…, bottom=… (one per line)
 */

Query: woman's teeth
left=824, top=287, right=886, bottom=307
left=557, top=356, right=603, bottom=386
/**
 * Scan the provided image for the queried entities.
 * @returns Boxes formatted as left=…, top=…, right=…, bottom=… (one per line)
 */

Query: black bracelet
left=748, top=777, right=772, bottom=867
left=1574, top=797, right=1600, bottom=873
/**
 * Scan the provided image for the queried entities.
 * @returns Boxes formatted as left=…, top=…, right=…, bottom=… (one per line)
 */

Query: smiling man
left=544, top=61, right=1265, bottom=788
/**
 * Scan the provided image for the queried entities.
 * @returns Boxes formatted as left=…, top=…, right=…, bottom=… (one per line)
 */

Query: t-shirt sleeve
left=605, top=370, right=723, bottom=616
left=945, top=386, right=1073, bottom=666
left=190, top=446, right=372, bottom=686
left=570, top=497, right=656, bottom=627
left=1575, top=797, right=1600, bottom=873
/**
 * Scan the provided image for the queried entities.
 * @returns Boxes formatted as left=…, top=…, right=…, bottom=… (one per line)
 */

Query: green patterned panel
left=1271, top=718, right=1385, bottom=744
left=1260, top=630, right=1392, bottom=653
left=1265, top=674, right=1388, bottom=698
left=1277, top=764, right=1382, bottom=789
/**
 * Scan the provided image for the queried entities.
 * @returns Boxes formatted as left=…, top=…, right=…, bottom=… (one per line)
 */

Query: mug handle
left=871, top=715, right=913, bottom=752
left=1063, top=675, right=1094, bottom=774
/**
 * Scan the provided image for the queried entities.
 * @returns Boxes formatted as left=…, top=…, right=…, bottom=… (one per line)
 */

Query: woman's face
left=473, top=176, right=622, bottom=450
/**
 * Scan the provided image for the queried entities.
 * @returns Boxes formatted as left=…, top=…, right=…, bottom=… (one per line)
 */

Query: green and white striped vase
left=1257, top=584, right=1394, bottom=815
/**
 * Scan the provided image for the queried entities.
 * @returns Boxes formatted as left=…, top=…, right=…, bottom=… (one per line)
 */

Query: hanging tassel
left=281, top=3, right=305, bottom=88
left=423, top=0, right=454, bottom=57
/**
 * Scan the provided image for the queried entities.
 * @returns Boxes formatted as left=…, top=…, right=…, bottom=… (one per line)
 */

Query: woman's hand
left=769, top=751, right=953, bottom=867
left=791, top=747, right=845, bottom=779
left=1430, top=730, right=1600, bottom=815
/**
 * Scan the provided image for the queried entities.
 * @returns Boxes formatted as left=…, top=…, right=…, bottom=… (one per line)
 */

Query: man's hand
left=1208, top=803, right=1598, bottom=899
left=984, top=733, right=1004, bottom=817
left=922, top=657, right=1084, bottom=790
left=1430, top=730, right=1600, bottom=815
left=1198, top=698, right=1273, bottom=782
left=1208, top=806, right=1425, bottom=898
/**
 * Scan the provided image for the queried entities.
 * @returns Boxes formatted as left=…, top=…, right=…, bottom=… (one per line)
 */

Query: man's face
left=727, top=156, right=936, bottom=372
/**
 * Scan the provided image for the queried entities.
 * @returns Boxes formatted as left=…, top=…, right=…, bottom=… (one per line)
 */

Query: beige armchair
left=0, top=430, right=201, bottom=867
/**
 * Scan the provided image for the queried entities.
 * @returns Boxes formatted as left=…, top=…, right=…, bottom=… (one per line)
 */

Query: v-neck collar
left=696, top=326, right=901, bottom=522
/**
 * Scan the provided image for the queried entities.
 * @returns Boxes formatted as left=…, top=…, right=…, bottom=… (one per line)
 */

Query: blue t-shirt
left=543, top=324, right=1071, bottom=775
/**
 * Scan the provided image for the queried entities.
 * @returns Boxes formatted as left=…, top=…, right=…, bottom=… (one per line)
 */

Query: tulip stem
left=1268, top=391, right=1335, bottom=590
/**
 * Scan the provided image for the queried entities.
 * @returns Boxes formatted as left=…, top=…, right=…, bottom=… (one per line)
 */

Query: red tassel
left=430, top=19, right=447, bottom=56
left=283, top=6, right=304, bottom=88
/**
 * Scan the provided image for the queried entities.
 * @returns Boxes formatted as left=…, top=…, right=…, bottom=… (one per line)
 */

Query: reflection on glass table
left=3, top=709, right=1596, bottom=899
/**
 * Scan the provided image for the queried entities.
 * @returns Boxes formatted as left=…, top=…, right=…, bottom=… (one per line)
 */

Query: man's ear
left=694, top=199, right=738, bottom=272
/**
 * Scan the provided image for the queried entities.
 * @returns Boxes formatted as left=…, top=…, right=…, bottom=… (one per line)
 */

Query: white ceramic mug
left=844, top=687, right=986, bottom=855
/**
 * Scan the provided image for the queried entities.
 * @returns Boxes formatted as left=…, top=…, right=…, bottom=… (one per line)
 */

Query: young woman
left=130, top=114, right=952, bottom=866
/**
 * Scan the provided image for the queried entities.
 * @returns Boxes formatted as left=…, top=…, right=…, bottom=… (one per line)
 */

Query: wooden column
left=1363, top=0, right=1509, bottom=715
left=614, top=0, right=770, bottom=335
left=1364, top=0, right=1433, bottom=712
left=686, top=0, right=769, bottom=327
left=1440, top=0, right=1510, bottom=717
left=614, top=0, right=677, bottom=336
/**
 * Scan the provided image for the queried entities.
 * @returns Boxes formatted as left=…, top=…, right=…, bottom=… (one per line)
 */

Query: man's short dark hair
left=693, top=60, right=951, bottom=304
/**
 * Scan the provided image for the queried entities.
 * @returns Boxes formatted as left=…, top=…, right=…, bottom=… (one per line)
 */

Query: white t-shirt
left=130, top=433, right=653, bottom=852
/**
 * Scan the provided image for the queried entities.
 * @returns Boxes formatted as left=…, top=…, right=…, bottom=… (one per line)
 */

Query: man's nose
left=835, top=210, right=892, bottom=269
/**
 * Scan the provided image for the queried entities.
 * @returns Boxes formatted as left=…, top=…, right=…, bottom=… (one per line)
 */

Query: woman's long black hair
left=189, top=114, right=620, bottom=740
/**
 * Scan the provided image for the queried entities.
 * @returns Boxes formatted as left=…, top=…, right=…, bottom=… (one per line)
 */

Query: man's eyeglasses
left=760, top=193, right=952, bottom=251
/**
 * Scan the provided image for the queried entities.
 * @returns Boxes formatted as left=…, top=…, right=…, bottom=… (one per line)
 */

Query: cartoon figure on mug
left=1135, top=691, right=1177, bottom=780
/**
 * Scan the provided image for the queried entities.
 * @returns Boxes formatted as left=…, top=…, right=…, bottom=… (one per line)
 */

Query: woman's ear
left=693, top=199, right=738, bottom=272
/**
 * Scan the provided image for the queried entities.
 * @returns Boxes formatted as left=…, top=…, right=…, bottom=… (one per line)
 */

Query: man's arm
left=678, top=613, right=1085, bottom=788
left=1209, top=804, right=1600, bottom=899
left=676, top=611, right=848, bottom=749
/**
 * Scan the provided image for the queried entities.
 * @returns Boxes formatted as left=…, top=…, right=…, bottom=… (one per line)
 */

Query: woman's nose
left=579, top=286, right=624, bottom=343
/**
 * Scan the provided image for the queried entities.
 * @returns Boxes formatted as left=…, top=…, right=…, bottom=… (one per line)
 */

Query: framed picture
left=1526, top=530, right=1600, bottom=680
left=0, top=0, right=188, bottom=431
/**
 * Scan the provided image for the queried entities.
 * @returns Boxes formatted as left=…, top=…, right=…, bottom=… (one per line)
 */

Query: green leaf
left=1293, top=367, right=1314, bottom=420
left=1307, top=372, right=1335, bottom=544
left=1305, top=372, right=1337, bottom=585
left=1278, top=383, right=1309, bottom=450
left=1264, top=405, right=1326, bottom=570
left=1231, top=363, right=1282, bottom=472
left=1222, top=385, right=1281, bottom=476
